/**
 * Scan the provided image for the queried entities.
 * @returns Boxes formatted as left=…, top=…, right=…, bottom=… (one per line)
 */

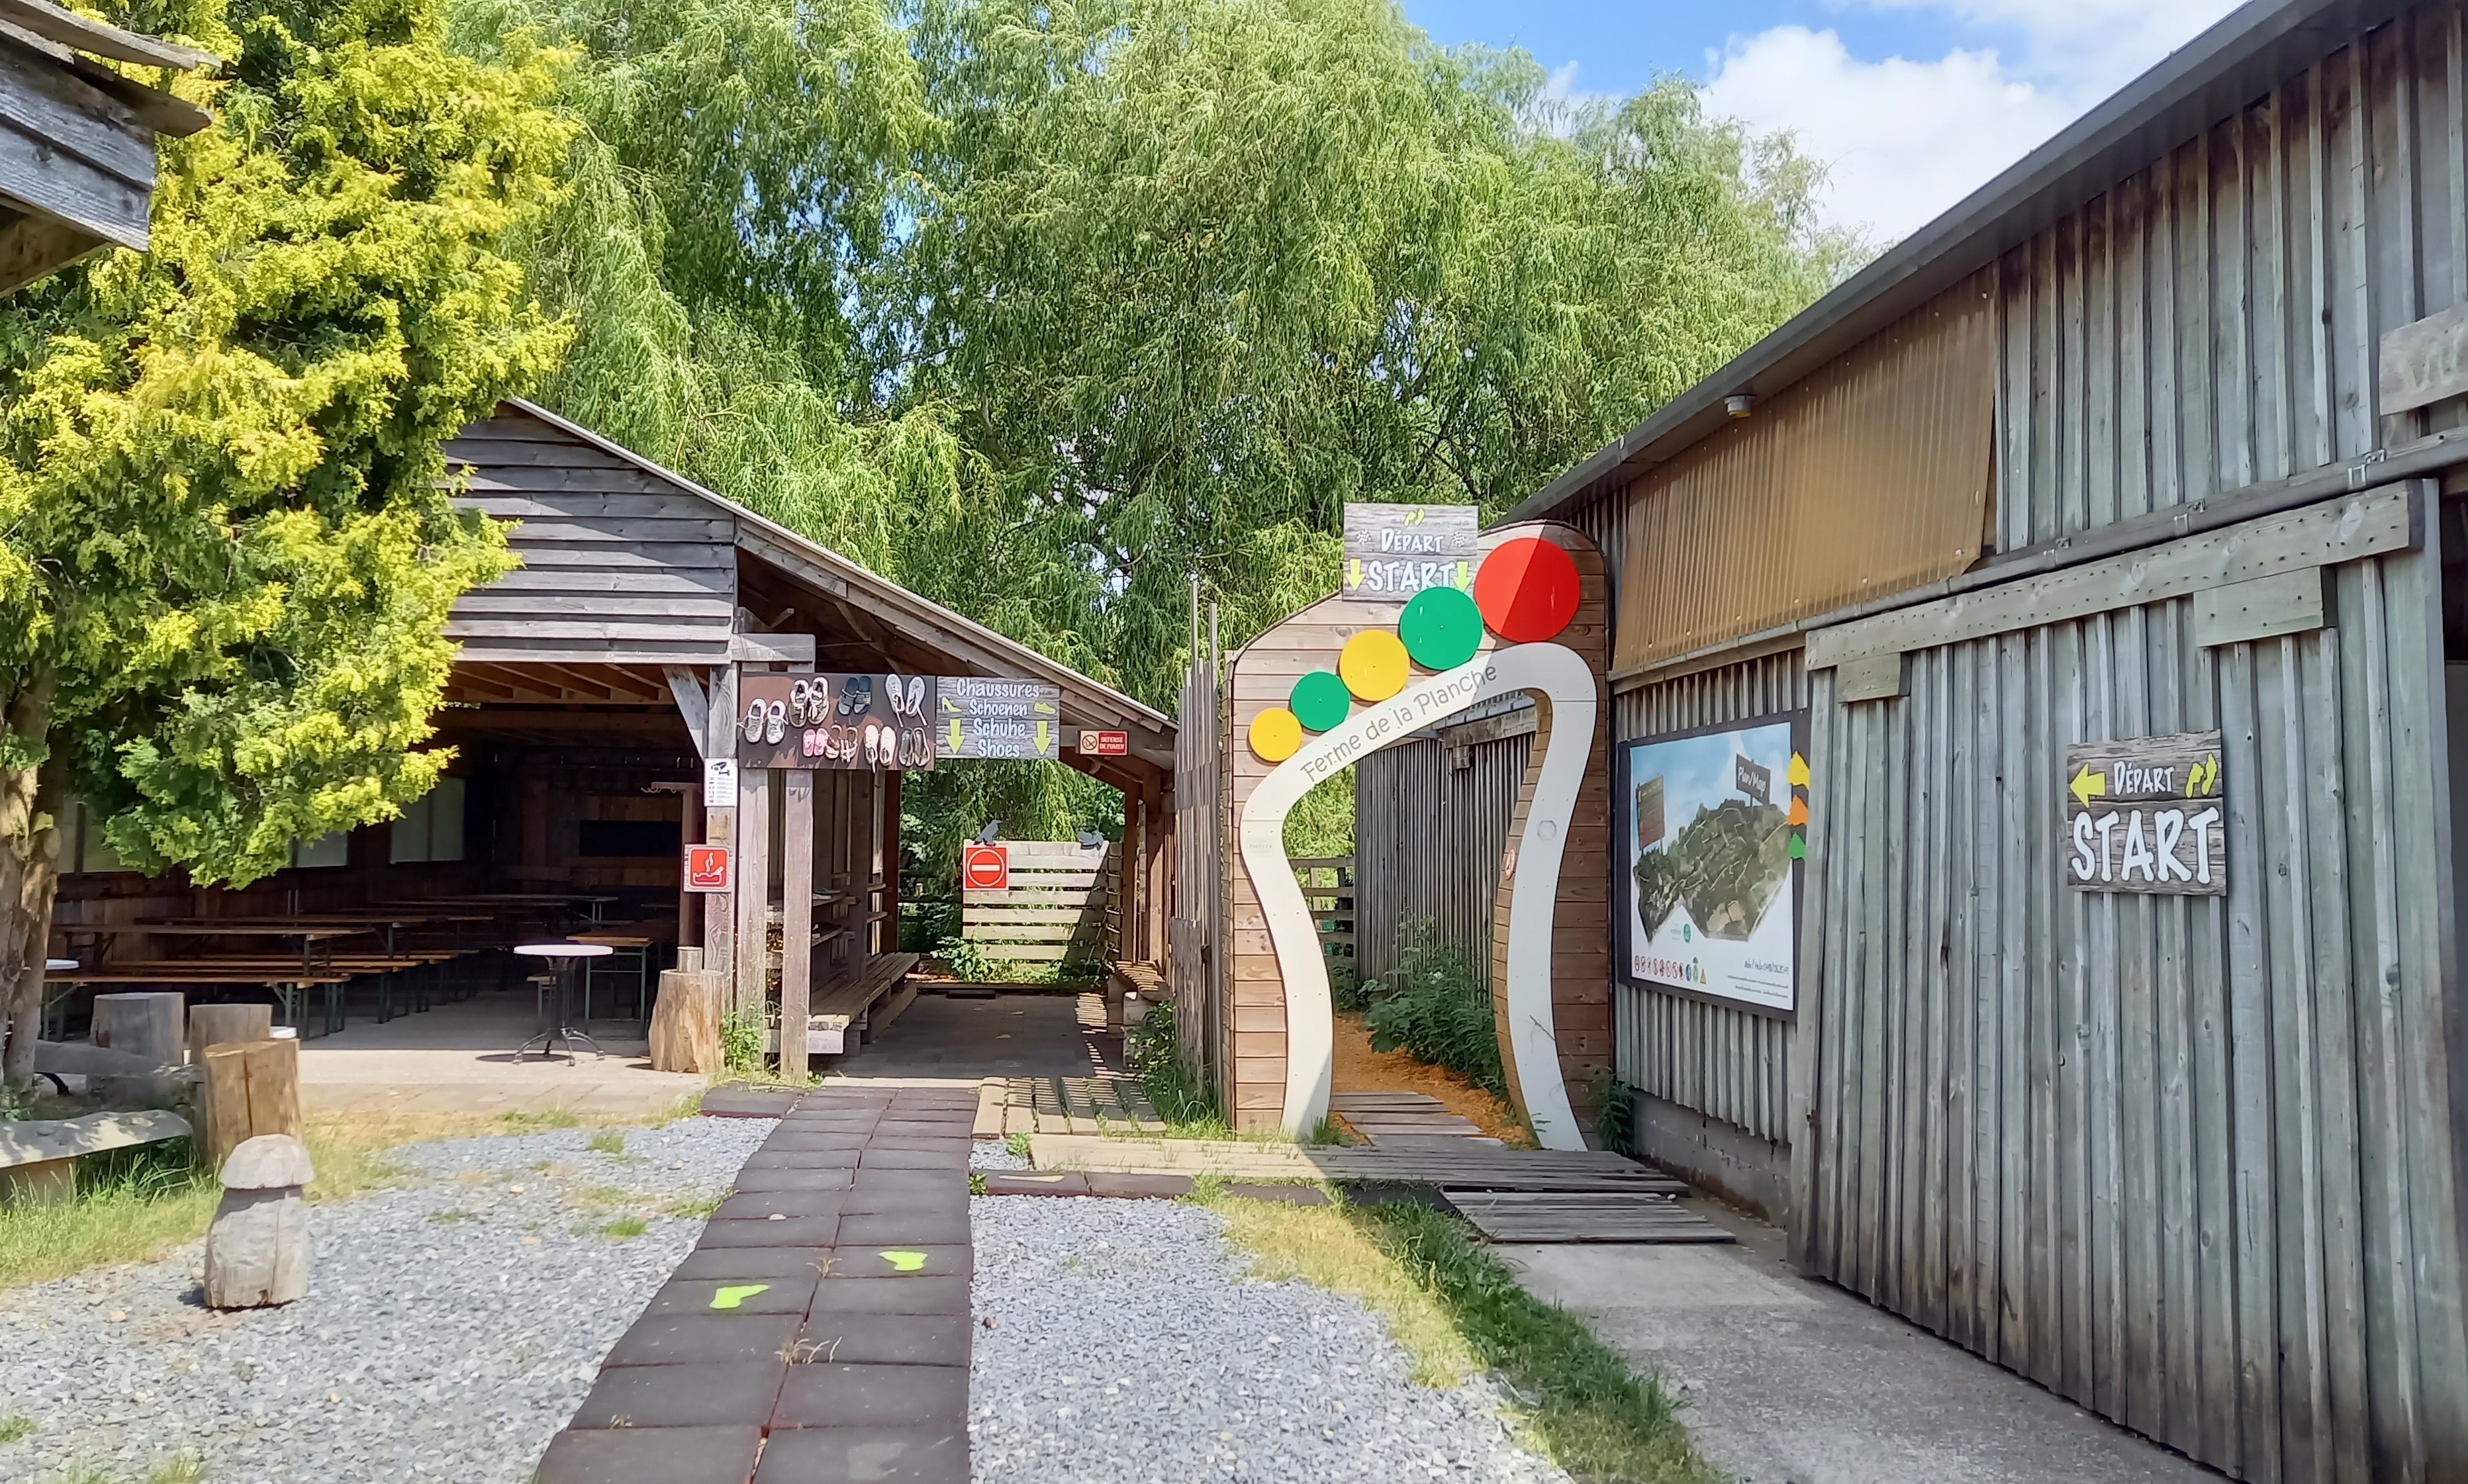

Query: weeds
left=720, top=1010, right=765, bottom=1075
left=1196, top=1187, right=1474, bottom=1386
left=41, top=1453, right=204, bottom=1484
left=599, top=1216, right=649, bottom=1240
left=587, top=1129, right=626, bottom=1156
left=664, top=1191, right=726, bottom=1219
left=1364, top=1201, right=1719, bottom=1483
left=1003, top=1131, right=1031, bottom=1157
left=0, top=1409, right=33, bottom=1442
left=427, top=1210, right=475, bottom=1226
left=1591, top=1070, right=1637, bottom=1156
left=1129, top=1002, right=1225, bottom=1135
left=1360, top=928, right=1503, bottom=1097
left=498, top=1110, right=581, bottom=1131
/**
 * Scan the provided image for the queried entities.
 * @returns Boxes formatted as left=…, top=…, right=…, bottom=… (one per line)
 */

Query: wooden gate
left=961, top=840, right=1112, bottom=968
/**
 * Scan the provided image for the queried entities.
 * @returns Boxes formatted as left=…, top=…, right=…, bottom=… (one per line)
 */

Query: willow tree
left=0, top=0, right=570, bottom=1083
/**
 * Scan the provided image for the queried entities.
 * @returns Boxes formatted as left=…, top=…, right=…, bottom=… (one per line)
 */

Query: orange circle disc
left=1474, top=535, right=1581, bottom=642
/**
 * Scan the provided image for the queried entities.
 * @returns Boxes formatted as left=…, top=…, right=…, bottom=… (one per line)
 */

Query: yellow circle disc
left=1339, top=629, right=1411, bottom=702
left=1249, top=706, right=1304, bottom=762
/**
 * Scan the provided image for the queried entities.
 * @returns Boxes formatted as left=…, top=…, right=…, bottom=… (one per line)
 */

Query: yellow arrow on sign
left=2069, top=765, right=2108, bottom=807
left=947, top=718, right=964, bottom=753
left=1035, top=720, right=1051, bottom=755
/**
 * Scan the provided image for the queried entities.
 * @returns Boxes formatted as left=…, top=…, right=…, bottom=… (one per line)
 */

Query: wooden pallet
left=1027, top=1134, right=1688, bottom=1193
left=1445, top=1190, right=1736, bottom=1244
left=1004, top=1076, right=1166, bottom=1136
left=1327, top=1091, right=1501, bottom=1146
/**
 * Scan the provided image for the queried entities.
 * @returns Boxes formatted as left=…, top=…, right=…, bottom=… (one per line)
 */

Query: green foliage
left=1362, top=925, right=1503, bottom=1095
left=719, top=1009, right=766, bottom=1075
left=587, top=1129, right=624, bottom=1155
left=935, top=935, right=1000, bottom=982
left=448, top=0, right=1843, bottom=878
left=598, top=1215, right=648, bottom=1238
left=1366, top=1200, right=1721, bottom=1483
left=0, top=1410, right=30, bottom=1442
left=1329, top=957, right=1368, bottom=1014
left=1591, top=1070, right=1638, bottom=1157
left=0, top=0, right=571, bottom=885
left=1129, top=1000, right=1221, bottom=1133
left=1285, top=772, right=1355, bottom=859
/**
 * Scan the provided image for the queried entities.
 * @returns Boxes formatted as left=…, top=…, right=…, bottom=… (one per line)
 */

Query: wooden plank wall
left=1221, top=523, right=1611, bottom=1135
left=444, top=407, right=738, bottom=667
left=1795, top=539, right=2468, bottom=1479
left=1353, top=715, right=1532, bottom=994
left=962, top=840, right=1111, bottom=964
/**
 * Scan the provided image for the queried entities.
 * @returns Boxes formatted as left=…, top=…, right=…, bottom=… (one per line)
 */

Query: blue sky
left=1400, top=0, right=2244, bottom=244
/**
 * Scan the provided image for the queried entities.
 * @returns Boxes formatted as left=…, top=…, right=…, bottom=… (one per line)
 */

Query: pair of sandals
left=802, top=720, right=901, bottom=765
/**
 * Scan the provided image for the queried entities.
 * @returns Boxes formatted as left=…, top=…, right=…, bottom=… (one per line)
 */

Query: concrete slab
left=297, top=986, right=703, bottom=1119
left=1495, top=1212, right=2218, bottom=1484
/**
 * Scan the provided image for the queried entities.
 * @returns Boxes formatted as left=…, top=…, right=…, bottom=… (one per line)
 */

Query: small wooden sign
left=684, top=845, right=732, bottom=892
left=1343, top=503, right=1478, bottom=600
left=939, top=676, right=1061, bottom=760
left=2381, top=302, right=2468, bottom=414
left=2064, top=731, right=2226, bottom=894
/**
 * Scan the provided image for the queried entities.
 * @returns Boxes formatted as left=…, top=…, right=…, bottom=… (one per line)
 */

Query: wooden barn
left=1347, top=0, right=2468, bottom=1475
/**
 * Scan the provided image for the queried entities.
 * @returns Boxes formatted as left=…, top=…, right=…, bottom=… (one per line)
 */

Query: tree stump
left=647, top=968, right=720, bottom=1073
left=187, top=1003, right=272, bottom=1060
left=91, top=992, right=185, bottom=1067
left=204, top=1133, right=314, bottom=1307
left=199, top=1039, right=301, bottom=1170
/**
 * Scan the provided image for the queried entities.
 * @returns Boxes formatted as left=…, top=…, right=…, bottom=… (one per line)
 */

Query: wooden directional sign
left=1342, top=503, right=1478, bottom=600
left=939, top=676, right=1061, bottom=760
left=2063, top=731, right=2226, bottom=894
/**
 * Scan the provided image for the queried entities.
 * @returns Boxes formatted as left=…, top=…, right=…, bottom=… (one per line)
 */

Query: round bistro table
left=512, top=942, right=614, bottom=1062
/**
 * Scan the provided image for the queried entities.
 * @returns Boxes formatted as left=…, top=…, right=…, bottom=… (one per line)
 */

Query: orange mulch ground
left=1329, top=1009, right=1533, bottom=1146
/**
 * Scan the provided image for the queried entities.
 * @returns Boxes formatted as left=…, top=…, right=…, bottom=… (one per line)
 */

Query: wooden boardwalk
left=1326, top=1090, right=1501, bottom=1148
left=1447, top=1191, right=1734, bottom=1244
left=1025, top=1133, right=1687, bottom=1193
left=1000, top=1075, right=1165, bottom=1136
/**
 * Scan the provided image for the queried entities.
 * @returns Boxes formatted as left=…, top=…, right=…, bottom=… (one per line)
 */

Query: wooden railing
left=1292, top=855, right=1355, bottom=966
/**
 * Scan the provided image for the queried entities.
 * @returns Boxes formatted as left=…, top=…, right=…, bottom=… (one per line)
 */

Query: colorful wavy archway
left=1219, top=524, right=1609, bottom=1148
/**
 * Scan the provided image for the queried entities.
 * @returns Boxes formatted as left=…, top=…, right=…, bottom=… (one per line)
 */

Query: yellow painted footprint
left=709, top=1284, right=771, bottom=1310
left=878, top=1250, right=927, bottom=1274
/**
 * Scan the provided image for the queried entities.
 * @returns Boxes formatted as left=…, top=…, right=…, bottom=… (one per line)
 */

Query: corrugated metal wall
left=1353, top=725, right=1533, bottom=992
left=1995, top=4, right=2468, bottom=551
left=1614, top=276, right=1996, bottom=673
left=1796, top=543, right=2468, bottom=1480
left=1611, top=653, right=1808, bottom=1146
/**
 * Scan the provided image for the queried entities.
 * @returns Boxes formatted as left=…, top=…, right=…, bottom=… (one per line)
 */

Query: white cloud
left=1699, top=0, right=2242, bottom=244
left=1701, top=26, right=2073, bottom=244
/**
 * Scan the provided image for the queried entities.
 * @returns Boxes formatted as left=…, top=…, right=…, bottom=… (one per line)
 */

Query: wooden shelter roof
left=0, top=0, right=214, bottom=293
left=442, top=399, right=1174, bottom=780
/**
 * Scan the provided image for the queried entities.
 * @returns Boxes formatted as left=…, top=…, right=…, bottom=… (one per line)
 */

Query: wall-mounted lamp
left=1724, top=394, right=1756, bottom=418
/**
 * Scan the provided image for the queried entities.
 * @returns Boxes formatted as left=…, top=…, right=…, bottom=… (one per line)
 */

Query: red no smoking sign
left=961, top=843, right=1008, bottom=892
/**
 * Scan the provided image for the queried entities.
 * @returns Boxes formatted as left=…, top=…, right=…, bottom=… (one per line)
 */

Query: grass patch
left=41, top=1453, right=204, bottom=1484
left=599, top=1216, right=648, bottom=1239
left=587, top=1129, right=626, bottom=1155
left=1193, top=1187, right=1474, bottom=1387
left=0, top=1409, right=34, bottom=1442
left=498, top=1109, right=581, bottom=1131
left=1364, top=1201, right=1719, bottom=1483
left=664, top=1190, right=726, bottom=1219
left=427, top=1209, right=476, bottom=1225
left=1002, top=1131, right=1031, bottom=1157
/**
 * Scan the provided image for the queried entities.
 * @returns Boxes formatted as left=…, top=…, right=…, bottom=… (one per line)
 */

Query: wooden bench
left=1108, top=960, right=1167, bottom=1035
left=766, top=952, right=920, bottom=1056
left=0, top=1109, right=192, bottom=1205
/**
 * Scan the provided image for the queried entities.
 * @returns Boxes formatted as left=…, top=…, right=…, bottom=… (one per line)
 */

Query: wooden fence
left=1353, top=704, right=1534, bottom=993
left=961, top=839, right=1112, bottom=965
left=1293, top=857, right=1354, bottom=970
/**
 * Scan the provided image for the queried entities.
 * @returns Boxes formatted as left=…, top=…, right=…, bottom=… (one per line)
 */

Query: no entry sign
left=684, top=845, right=732, bottom=892
left=961, top=843, right=1009, bottom=892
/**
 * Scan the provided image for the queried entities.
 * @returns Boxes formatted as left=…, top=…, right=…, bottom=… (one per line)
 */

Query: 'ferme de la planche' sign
left=2064, top=731, right=2226, bottom=894
left=1342, top=503, right=1479, bottom=600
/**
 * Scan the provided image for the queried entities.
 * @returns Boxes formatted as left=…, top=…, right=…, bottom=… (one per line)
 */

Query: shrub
left=1130, top=1001, right=1219, bottom=1129
left=719, top=1010, right=766, bottom=1075
left=1362, top=931, right=1503, bottom=1097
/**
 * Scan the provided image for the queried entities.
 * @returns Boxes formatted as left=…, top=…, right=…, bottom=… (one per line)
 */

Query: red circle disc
left=1473, top=536, right=1580, bottom=642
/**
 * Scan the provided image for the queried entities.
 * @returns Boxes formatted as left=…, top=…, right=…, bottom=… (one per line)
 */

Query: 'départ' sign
left=1342, top=503, right=1478, bottom=600
left=2064, top=731, right=2226, bottom=894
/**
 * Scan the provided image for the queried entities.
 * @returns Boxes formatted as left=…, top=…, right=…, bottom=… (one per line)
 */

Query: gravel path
left=0, top=1117, right=770, bottom=1484
left=969, top=1195, right=1571, bottom=1484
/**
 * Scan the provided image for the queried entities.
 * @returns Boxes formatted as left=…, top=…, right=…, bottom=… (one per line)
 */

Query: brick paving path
left=534, top=1085, right=976, bottom=1484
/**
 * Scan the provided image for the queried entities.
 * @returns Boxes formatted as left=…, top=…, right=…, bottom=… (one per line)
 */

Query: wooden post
left=780, top=770, right=814, bottom=1077
left=188, top=1003, right=272, bottom=1060
left=882, top=769, right=902, bottom=958
left=199, top=1039, right=301, bottom=1170
left=735, top=766, right=771, bottom=1022
left=92, top=992, right=185, bottom=1066
left=704, top=664, right=737, bottom=1009
left=677, top=784, right=705, bottom=950
left=1146, top=786, right=1170, bottom=963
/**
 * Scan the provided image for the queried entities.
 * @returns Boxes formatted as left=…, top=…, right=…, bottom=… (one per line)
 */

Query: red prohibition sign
left=961, top=843, right=1009, bottom=892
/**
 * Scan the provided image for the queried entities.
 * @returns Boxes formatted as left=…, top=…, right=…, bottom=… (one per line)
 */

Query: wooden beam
left=664, top=666, right=709, bottom=757
left=703, top=667, right=737, bottom=1004
left=734, top=767, right=771, bottom=1022
left=779, top=771, right=814, bottom=1078
left=0, top=0, right=218, bottom=72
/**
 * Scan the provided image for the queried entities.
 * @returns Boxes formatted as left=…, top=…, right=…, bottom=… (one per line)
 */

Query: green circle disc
left=1400, top=585, right=1483, bottom=671
left=1289, top=671, right=1352, bottom=731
